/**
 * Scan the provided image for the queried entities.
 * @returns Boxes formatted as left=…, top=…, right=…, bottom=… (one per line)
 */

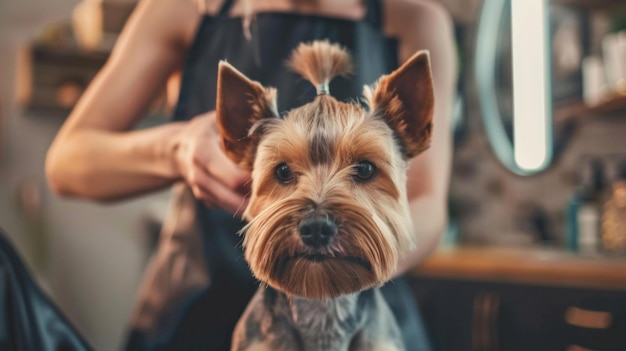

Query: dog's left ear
left=217, top=61, right=278, bottom=169
left=368, top=51, right=435, bottom=159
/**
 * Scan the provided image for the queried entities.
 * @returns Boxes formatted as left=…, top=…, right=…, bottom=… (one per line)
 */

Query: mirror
left=476, top=0, right=556, bottom=175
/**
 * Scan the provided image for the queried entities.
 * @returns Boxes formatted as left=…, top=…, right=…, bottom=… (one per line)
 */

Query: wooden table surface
left=411, top=246, right=626, bottom=291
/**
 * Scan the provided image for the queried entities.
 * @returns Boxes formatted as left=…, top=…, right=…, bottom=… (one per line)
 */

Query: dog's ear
left=217, top=61, right=278, bottom=169
left=368, top=51, right=435, bottom=159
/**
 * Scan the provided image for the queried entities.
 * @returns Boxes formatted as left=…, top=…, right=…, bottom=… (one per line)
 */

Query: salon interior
left=1, top=0, right=626, bottom=350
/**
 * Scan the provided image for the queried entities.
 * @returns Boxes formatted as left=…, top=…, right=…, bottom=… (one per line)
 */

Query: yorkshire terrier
left=216, top=40, right=434, bottom=351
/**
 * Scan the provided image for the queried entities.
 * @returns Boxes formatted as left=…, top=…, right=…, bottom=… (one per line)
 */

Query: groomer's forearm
left=394, top=195, right=447, bottom=277
left=46, top=122, right=186, bottom=202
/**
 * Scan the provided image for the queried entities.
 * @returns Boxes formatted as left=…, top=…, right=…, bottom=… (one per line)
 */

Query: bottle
left=566, top=156, right=604, bottom=255
left=601, top=160, right=626, bottom=254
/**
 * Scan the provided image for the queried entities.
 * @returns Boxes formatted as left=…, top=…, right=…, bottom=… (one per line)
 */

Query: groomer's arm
left=46, top=0, right=198, bottom=201
left=385, top=0, right=456, bottom=275
left=46, top=0, right=249, bottom=212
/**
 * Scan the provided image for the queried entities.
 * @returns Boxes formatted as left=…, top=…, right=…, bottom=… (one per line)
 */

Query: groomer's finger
left=190, top=185, right=217, bottom=208
left=192, top=167, right=248, bottom=214
left=201, top=144, right=251, bottom=192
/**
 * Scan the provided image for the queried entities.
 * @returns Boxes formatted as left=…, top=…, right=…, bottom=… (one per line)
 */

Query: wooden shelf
left=411, top=245, right=626, bottom=291
left=554, top=99, right=588, bottom=122
left=587, top=93, right=626, bottom=114
left=553, top=0, right=626, bottom=10
left=18, top=43, right=171, bottom=117
left=551, top=96, right=626, bottom=118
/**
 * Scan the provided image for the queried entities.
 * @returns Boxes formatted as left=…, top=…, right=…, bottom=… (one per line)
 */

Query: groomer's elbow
left=436, top=200, right=449, bottom=233
left=412, top=194, right=448, bottom=244
left=424, top=203, right=448, bottom=250
left=46, top=134, right=83, bottom=198
left=46, top=145, right=69, bottom=197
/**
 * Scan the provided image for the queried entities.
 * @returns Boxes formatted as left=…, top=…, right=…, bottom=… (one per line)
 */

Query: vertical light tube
left=511, top=0, right=551, bottom=171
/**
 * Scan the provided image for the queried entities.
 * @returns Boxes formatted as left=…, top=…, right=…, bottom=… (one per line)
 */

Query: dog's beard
left=242, top=197, right=398, bottom=299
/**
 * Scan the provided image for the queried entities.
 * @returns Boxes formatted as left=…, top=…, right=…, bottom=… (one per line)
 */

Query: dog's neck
left=265, top=287, right=374, bottom=351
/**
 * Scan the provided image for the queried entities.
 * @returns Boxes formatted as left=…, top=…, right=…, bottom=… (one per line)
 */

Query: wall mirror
left=476, top=0, right=588, bottom=176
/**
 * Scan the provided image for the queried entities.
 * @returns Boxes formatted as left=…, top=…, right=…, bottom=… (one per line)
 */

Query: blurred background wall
left=0, top=1, right=169, bottom=350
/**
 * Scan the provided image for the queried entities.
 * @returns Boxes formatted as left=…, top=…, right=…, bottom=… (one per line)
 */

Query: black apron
left=125, top=1, right=433, bottom=350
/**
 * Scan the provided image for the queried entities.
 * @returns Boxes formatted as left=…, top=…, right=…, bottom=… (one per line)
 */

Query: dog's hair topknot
left=287, top=40, right=353, bottom=92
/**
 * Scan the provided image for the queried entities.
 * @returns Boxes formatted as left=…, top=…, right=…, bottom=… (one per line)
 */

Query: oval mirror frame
left=476, top=0, right=554, bottom=176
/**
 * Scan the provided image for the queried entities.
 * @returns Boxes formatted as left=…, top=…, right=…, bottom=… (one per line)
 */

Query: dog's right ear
left=217, top=61, right=278, bottom=169
left=366, top=51, right=435, bottom=159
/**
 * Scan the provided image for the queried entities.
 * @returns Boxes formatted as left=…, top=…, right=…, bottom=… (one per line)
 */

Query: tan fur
left=216, top=41, right=434, bottom=300
left=287, top=40, right=353, bottom=90
left=364, top=51, right=435, bottom=158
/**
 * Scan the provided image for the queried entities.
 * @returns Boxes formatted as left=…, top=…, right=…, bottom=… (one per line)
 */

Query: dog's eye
left=275, top=163, right=294, bottom=184
left=353, top=161, right=376, bottom=182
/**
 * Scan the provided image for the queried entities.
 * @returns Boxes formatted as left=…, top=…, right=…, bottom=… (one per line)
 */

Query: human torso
left=160, top=2, right=423, bottom=350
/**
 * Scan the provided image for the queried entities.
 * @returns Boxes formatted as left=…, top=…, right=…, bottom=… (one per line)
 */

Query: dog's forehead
left=285, top=95, right=364, bottom=122
left=259, top=97, right=399, bottom=167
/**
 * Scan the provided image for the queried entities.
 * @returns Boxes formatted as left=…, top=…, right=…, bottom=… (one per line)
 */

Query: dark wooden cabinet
left=409, top=247, right=626, bottom=351
left=411, top=277, right=626, bottom=351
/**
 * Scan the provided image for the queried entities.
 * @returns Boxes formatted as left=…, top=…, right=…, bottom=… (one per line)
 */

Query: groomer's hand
left=174, top=111, right=250, bottom=215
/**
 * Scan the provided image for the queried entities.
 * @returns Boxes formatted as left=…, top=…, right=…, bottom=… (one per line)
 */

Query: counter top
left=411, top=246, right=626, bottom=291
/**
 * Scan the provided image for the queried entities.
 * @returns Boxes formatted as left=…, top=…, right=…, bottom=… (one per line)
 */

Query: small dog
left=216, top=41, right=435, bottom=351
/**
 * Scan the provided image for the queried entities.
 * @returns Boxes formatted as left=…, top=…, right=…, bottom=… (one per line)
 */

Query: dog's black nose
left=298, top=217, right=337, bottom=248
